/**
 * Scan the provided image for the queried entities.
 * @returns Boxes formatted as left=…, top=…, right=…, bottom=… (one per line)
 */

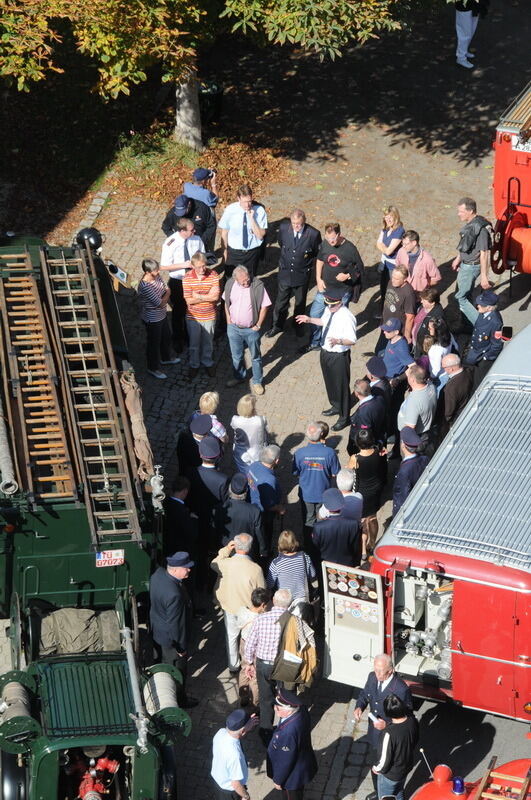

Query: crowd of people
left=144, top=172, right=507, bottom=800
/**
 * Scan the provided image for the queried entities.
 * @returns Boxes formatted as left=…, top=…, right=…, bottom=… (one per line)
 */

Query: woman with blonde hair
left=230, top=393, right=268, bottom=473
left=266, top=530, right=316, bottom=603
left=190, top=390, right=228, bottom=443
left=376, top=206, right=405, bottom=313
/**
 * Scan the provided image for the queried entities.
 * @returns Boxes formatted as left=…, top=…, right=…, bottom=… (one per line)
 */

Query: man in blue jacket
left=149, top=551, right=198, bottom=708
left=267, top=688, right=317, bottom=800
left=353, top=654, right=413, bottom=800
left=392, top=428, right=429, bottom=516
left=463, top=290, right=504, bottom=389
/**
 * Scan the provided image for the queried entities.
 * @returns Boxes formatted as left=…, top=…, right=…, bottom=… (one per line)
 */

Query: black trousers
left=256, top=658, right=276, bottom=730
left=277, top=789, right=305, bottom=800
left=272, top=281, right=308, bottom=334
left=320, top=348, right=351, bottom=425
left=226, top=246, right=261, bottom=278
left=168, top=278, right=188, bottom=348
left=144, top=318, right=172, bottom=371
left=380, top=267, right=390, bottom=309
left=212, top=779, right=242, bottom=800
left=473, top=358, right=493, bottom=390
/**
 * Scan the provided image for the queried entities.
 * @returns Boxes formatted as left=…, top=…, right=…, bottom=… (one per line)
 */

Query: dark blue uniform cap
left=167, top=551, right=194, bottom=568
left=400, top=427, right=422, bottom=448
left=276, top=688, right=304, bottom=708
left=226, top=709, right=250, bottom=730
left=230, top=472, right=248, bottom=494
left=193, top=167, right=211, bottom=181
left=322, top=487, right=345, bottom=512
left=476, top=290, right=498, bottom=306
left=190, top=414, right=212, bottom=435
left=199, top=435, right=221, bottom=459
left=174, top=194, right=189, bottom=216
left=366, top=356, right=387, bottom=378
left=323, top=286, right=345, bottom=304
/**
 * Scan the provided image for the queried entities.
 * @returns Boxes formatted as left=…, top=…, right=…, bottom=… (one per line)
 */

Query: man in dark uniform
left=347, top=379, right=387, bottom=455
left=312, top=488, right=361, bottom=568
left=216, top=473, right=265, bottom=559
left=353, top=654, right=413, bottom=800
left=463, top=290, right=503, bottom=389
left=176, top=414, right=213, bottom=478
left=392, top=428, right=429, bottom=516
left=266, top=210, right=322, bottom=339
left=267, top=689, right=318, bottom=800
left=161, top=192, right=215, bottom=250
left=366, top=356, right=392, bottom=445
left=149, top=551, right=198, bottom=707
left=163, top=476, right=198, bottom=558
left=435, top=353, right=473, bottom=442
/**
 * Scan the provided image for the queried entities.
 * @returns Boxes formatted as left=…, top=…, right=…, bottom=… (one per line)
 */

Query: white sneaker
left=457, top=58, right=474, bottom=69
left=147, top=369, right=167, bottom=379
left=160, top=357, right=181, bottom=365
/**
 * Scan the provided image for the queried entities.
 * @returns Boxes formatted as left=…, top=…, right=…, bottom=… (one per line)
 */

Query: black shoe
left=321, top=407, right=337, bottom=417
left=180, top=696, right=199, bottom=709
left=299, top=343, right=320, bottom=354
left=265, top=327, right=282, bottom=338
left=365, top=793, right=378, bottom=800
left=332, top=419, right=349, bottom=431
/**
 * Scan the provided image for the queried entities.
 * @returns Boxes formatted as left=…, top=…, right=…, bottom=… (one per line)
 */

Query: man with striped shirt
left=182, top=251, right=221, bottom=378
left=245, top=588, right=292, bottom=745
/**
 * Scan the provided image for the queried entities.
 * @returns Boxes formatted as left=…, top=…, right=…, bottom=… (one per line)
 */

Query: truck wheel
left=0, top=751, right=28, bottom=800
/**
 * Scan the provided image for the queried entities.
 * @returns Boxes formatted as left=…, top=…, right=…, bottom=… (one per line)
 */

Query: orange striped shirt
left=182, top=269, right=220, bottom=321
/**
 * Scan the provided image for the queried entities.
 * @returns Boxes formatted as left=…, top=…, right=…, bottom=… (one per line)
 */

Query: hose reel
left=143, top=665, right=191, bottom=741
left=0, top=672, right=40, bottom=754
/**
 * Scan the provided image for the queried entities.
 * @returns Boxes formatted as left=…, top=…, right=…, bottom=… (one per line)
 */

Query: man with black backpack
left=451, top=197, right=492, bottom=327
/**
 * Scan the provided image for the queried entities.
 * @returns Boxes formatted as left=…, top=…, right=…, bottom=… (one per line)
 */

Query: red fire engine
left=492, top=80, right=531, bottom=275
left=323, top=325, right=531, bottom=723
left=411, top=757, right=530, bottom=800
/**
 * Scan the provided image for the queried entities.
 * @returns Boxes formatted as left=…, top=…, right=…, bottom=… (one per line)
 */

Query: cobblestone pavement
left=1, top=2, right=527, bottom=795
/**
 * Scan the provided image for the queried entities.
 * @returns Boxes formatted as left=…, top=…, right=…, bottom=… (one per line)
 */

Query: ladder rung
left=61, top=337, right=99, bottom=344
left=58, top=321, right=96, bottom=328
left=94, top=511, right=134, bottom=518
left=68, top=370, right=105, bottom=377
left=23, top=401, right=56, bottom=408
left=84, top=455, right=122, bottom=463
left=65, top=352, right=102, bottom=359
left=29, top=426, right=62, bottom=434
left=48, top=273, right=84, bottom=280
left=74, top=402, right=111, bottom=409
left=27, top=433, right=64, bottom=441
left=52, top=290, right=88, bottom=297
left=21, top=384, right=53, bottom=391
left=26, top=413, right=59, bottom=420
left=8, top=311, right=39, bottom=317
left=71, top=386, right=106, bottom=393
left=55, top=304, right=91, bottom=310
left=35, top=475, right=71, bottom=483
left=39, top=491, right=75, bottom=498
left=489, top=774, right=525, bottom=782
left=21, top=393, right=54, bottom=401
left=88, top=474, right=127, bottom=482
left=34, top=458, right=68, bottom=465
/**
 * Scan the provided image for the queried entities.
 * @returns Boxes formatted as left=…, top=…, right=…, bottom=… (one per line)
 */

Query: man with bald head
left=266, top=209, right=322, bottom=338
left=354, top=654, right=413, bottom=800
left=435, top=353, right=473, bottom=442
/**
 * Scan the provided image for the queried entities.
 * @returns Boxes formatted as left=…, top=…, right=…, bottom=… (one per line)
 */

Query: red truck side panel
left=451, top=580, right=516, bottom=718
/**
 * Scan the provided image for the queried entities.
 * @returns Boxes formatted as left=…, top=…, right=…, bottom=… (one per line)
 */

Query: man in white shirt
left=211, top=709, right=258, bottom=800
left=296, top=287, right=357, bottom=431
left=218, top=183, right=268, bottom=278
left=159, top=217, right=205, bottom=351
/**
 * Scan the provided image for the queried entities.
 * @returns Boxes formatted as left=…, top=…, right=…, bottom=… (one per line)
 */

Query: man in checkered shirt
left=244, top=588, right=292, bottom=745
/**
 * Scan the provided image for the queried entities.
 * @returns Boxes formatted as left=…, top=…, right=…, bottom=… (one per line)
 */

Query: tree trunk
left=174, top=76, right=203, bottom=151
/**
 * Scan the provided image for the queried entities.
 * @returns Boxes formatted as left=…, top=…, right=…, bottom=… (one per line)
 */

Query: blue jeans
left=378, top=772, right=404, bottom=800
left=455, top=262, right=480, bottom=325
left=309, top=288, right=353, bottom=347
left=227, top=324, right=263, bottom=385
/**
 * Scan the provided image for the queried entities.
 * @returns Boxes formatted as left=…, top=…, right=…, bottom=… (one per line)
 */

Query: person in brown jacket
left=211, top=534, right=266, bottom=673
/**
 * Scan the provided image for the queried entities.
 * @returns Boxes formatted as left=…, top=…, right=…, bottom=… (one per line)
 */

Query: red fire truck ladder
left=475, top=758, right=531, bottom=800
left=40, top=248, right=142, bottom=548
left=0, top=251, right=76, bottom=501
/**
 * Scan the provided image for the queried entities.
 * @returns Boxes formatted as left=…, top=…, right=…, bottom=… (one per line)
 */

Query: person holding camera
left=184, top=167, right=219, bottom=251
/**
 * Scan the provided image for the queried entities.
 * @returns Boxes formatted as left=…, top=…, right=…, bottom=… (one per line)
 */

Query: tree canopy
left=0, top=0, right=412, bottom=98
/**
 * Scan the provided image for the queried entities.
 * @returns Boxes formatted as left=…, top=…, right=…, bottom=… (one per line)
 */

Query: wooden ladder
left=477, top=757, right=531, bottom=800
left=0, top=252, right=76, bottom=500
left=40, top=249, right=141, bottom=547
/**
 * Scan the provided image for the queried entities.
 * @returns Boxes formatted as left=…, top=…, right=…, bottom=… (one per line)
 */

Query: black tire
left=0, top=751, right=28, bottom=800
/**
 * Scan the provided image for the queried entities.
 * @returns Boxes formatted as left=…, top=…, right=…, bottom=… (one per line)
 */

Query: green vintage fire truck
left=0, top=233, right=188, bottom=800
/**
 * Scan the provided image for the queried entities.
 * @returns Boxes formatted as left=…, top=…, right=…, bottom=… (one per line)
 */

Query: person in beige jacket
left=211, top=534, right=266, bottom=673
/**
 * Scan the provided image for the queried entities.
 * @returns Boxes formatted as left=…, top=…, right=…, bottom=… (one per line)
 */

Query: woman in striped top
left=267, top=530, right=316, bottom=602
left=137, top=259, right=180, bottom=379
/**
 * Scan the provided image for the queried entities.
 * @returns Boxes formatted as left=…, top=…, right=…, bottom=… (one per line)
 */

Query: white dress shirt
left=320, top=306, right=357, bottom=352
left=160, top=233, right=205, bottom=279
